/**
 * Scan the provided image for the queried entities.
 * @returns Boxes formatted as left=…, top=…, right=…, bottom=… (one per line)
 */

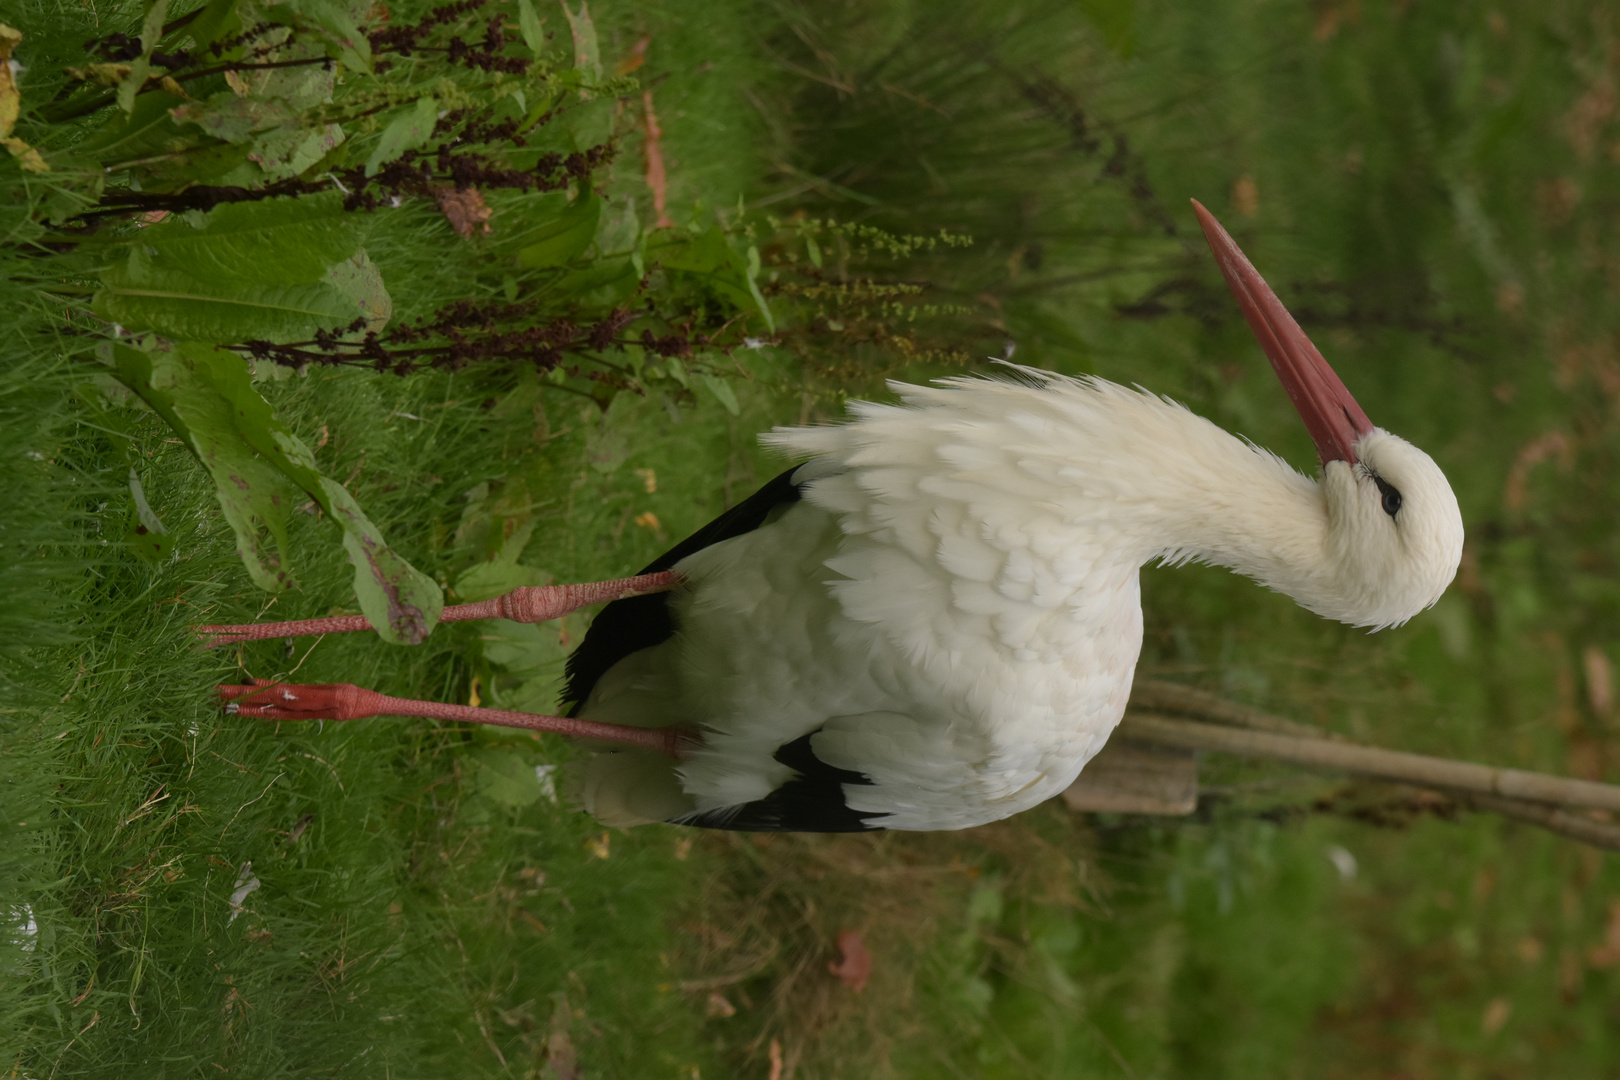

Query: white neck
left=773, top=369, right=1459, bottom=630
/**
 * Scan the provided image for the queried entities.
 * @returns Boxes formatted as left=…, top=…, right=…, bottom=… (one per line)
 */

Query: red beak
left=1191, top=199, right=1373, bottom=465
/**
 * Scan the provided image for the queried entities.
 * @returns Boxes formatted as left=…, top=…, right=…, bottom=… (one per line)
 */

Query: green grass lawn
left=6, top=0, right=1620, bottom=1076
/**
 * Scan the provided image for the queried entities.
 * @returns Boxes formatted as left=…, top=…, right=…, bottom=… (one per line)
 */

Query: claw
left=216, top=681, right=385, bottom=722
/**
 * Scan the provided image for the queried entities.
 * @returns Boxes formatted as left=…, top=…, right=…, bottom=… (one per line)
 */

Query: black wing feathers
left=562, top=465, right=881, bottom=832
left=676, top=732, right=881, bottom=832
left=561, top=465, right=805, bottom=714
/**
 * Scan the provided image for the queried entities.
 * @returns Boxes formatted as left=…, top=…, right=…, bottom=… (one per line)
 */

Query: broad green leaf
left=171, top=93, right=299, bottom=143
left=248, top=121, right=345, bottom=179
left=365, top=96, right=438, bottom=177
left=132, top=192, right=365, bottom=285
left=266, top=0, right=373, bottom=73
left=518, top=193, right=600, bottom=268
left=78, top=87, right=189, bottom=162
left=598, top=195, right=642, bottom=269
left=477, top=621, right=571, bottom=714
left=251, top=452, right=441, bottom=644
left=559, top=1, right=601, bottom=81
left=542, top=258, right=637, bottom=304
left=141, top=139, right=255, bottom=189
left=94, top=248, right=359, bottom=342
left=254, top=61, right=337, bottom=109
left=324, top=251, right=392, bottom=333
left=107, top=341, right=294, bottom=591
left=174, top=0, right=242, bottom=58
left=647, top=227, right=728, bottom=274
left=478, top=622, right=569, bottom=679
left=473, top=747, right=544, bottom=808
left=517, top=0, right=545, bottom=57
left=700, top=373, right=740, bottom=416
left=455, top=559, right=548, bottom=603
left=93, top=197, right=382, bottom=342
left=108, top=340, right=442, bottom=642
left=455, top=513, right=543, bottom=601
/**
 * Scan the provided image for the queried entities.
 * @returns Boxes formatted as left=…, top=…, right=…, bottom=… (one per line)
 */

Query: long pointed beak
left=1191, top=199, right=1373, bottom=465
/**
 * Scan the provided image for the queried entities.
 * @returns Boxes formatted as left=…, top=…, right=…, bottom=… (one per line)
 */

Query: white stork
left=215, top=201, right=1464, bottom=833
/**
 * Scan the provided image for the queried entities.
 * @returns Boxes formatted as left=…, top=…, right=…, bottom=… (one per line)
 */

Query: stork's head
left=1194, top=201, right=1464, bottom=629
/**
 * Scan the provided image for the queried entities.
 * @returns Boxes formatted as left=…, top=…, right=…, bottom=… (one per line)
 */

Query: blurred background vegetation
left=4, top=0, right=1619, bottom=1076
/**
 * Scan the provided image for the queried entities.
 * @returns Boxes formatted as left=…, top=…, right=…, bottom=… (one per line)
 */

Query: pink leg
left=198, top=570, right=681, bottom=647
left=219, top=679, right=698, bottom=759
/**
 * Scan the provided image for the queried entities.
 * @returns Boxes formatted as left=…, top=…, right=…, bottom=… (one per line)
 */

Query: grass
left=6, top=0, right=1620, bottom=1076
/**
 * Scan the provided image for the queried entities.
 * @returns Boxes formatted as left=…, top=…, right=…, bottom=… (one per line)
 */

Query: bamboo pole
left=1120, top=711, right=1620, bottom=813
left=1129, top=680, right=1348, bottom=741
left=1113, top=692, right=1620, bottom=851
left=1459, top=793, right=1620, bottom=852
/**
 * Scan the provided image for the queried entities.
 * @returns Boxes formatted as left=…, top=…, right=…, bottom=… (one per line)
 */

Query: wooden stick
left=1119, top=711, right=1620, bottom=814
left=1458, top=792, right=1620, bottom=852
left=1129, top=679, right=1345, bottom=741
left=1124, top=680, right=1620, bottom=850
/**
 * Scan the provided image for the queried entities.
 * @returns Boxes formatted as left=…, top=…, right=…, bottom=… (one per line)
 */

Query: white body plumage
left=577, top=369, right=1463, bottom=831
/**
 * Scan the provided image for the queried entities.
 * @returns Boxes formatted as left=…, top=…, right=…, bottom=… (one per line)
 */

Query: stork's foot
left=198, top=570, right=682, bottom=646
left=218, top=679, right=697, bottom=758
left=218, top=679, right=384, bottom=721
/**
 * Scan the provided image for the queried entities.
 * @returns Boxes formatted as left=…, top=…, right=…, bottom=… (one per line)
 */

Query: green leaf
left=365, top=96, right=438, bottom=177
left=743, top=243, right=775, bottom=333
left=132, top=192, right=366, bottom=285
left=651, top=226, right=773, bottom=328
left=324, top=251, right=392, bottom=333
left=472, top=747, right=544, bottom=808
left=79, top=86, right=188, bottom=162
left=140, top=140, right=256, bottom=189
left=700, top=373, right=740, bottom=416
left=517, top=0, right=546, bottom=57
left=108, top=340, right=442, bottom=642
left=118, top=0, right=171, bottom=114
left=94, top=249, right=360, bottom=342
left=106, top=341, right=294, bottom=591
left=267, top=0, right=373, bottom=73
left=92, top=196, right=385, bottom=342
left=248, top=121, right=345, bottom=180
left=455, top=559, right=548, bottom=603
left=559, top=0, right=601, bottom=81
left=125, top=467, right=176, bottom=562
left=171, top=94, right=299, bottom=143
left=478, top=621, right=569, bottom=680
left=517, top=193, right=601, bottom=268
left=542, top=258, right=637, bottom=304
left=175, top=0, right=242, bottom=58
left=647, top=227, right=728, bottom=275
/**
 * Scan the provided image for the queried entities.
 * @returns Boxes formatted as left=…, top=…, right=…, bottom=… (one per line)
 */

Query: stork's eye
left=1372, top=476, right=1402, bottom=518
